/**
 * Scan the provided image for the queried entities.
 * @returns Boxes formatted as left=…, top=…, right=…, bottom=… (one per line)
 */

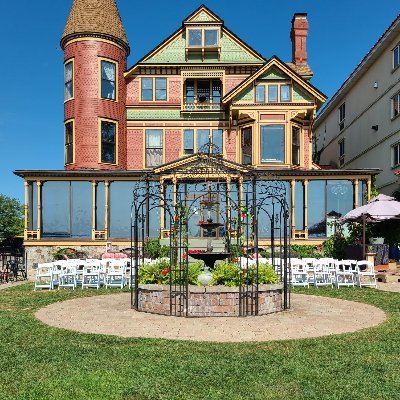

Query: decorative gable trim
left=222, top=56, right=327, bottom=104
left=184, top=5, right=223, bottom=24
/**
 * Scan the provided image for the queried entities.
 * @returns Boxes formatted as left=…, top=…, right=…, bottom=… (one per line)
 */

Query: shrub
left=143, top=238, right=161, bottom=259
left=52, top=247, right=87, bottom=260
left=322, top=222, right=348, bottom=259
left=290, top=244, right=323, bottom=259
left=212, top=262, right=241, bottom=287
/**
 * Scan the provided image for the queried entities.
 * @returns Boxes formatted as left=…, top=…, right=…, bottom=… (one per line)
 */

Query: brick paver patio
left=35, top=293, right=386, bottom=342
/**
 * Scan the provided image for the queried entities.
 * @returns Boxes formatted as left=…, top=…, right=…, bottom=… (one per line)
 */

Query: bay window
left=146, top=129, right=163, bottom=167
left=260, top=125, right=285, bottom=163
left=292, top=126, right=300, bottom=166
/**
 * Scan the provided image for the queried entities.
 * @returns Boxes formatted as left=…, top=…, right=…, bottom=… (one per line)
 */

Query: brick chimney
left=291, top=13, right=309, bottom=65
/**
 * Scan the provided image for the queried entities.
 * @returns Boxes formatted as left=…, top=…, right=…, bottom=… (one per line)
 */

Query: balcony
left=182, top=79, right=222, bottom=113
left=182, top=98, right=222, bottom=112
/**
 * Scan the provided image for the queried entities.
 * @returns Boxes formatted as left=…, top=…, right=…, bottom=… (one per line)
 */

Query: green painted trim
left=259, top=68, right=288, bottom=80
left=126, top=109, right=226, bottom=121
left=293, top=84, right=311, bottom=102
left=233, top=85, right=253, bottom=102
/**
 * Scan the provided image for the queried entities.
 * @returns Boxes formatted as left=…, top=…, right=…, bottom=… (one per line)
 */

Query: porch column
left=226, top=176, right=231, bottom=234
left=159, top=178, right=165, bottom=237
left=104, top=181, right=110, bottom=240
left=354, top=179, right=359, bottom=209
left=304, top=179, right=309, bottom=238
left=172, top=175, right=178, bottom=208
left=91, top=181, right=96, bottom=240
left=24, top=181, right=29, bottom=240
left=36, top=181, right=42, bottom=240
left=290, top=180, right=295, bottom=240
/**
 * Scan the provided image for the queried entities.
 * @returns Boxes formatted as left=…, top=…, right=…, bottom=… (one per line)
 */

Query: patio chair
left=59, top=264, right=77, bottom=289
left=356, top=261, right=377, bottom=288
left=81, top=263, right=102, bottom=289
left=34, top=263, right=55, bottom=290
left=104, top=260, right=126, bottom=289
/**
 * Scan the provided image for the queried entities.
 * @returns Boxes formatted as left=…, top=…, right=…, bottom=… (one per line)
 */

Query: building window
left=100, top=120, right=116, bottom=164
left=292, top=126, right=300, bottom=166
left=392, top=143, right=400, bottom=167
left=184, top=129, right=194, bottom=154
left=392, top=92, right=400, bottom=119
left=100, top=60, right=116, bottom=100
left=280, top=84, right=291, bottom=102
left=183, top=79, right=221, bottom=110
left=64, top=61, right=73, bottom=101
left=339, top=102, right=345, bottom=131
left=64, top=121, right=73, bottom=164
left=184, top=129, right=223, bottom=154
left=260, top=125, right=285, bottom=163
left=146, top=129, right=163, bottom=167
left=242, top=127, right=252, bottom=165
left=268, top=85, right=278, bottom=102
left=393, top=44, right=400, bottom=69
left=255, top=83, right=290, bottom=103
left=141, top=78, right=167, bottom=101
left=187, top=28, right=219, bottom=47
left=339, top=138, right=345, bottom=167
left=255, top=85, right=265, bottom=102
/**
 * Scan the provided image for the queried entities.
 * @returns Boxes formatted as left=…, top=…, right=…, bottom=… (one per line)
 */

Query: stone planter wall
left=137, top=284, right=283, bottom=317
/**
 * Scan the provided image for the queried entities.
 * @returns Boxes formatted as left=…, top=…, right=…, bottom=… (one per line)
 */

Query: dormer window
left=187, top=28, right=219, bottom=47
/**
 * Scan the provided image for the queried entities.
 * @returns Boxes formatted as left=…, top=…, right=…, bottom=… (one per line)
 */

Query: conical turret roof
left=61, top=0, right=130, bottom=54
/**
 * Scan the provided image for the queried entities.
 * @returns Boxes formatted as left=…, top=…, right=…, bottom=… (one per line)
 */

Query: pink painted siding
left=64, top=40, right=127, bottom=170
left=303, top=127, right=311, bottom=168
left=225, top=129, right=236, bottom=162
left=225, top=76, right=248, bottom=95
left=126, top=129, right=144, bottom=169
left=165, top=130, right=182, bottom=162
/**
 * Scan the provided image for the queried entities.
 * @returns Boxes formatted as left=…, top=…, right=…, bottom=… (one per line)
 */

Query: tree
left=0, top=194, right=24, bottom=240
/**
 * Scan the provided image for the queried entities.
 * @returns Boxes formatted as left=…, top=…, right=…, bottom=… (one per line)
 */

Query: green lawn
left=0, top=284, right=399, bottom=400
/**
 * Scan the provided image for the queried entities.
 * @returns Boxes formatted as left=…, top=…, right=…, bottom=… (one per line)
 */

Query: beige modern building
left=315, top=14, right=400, bottom=196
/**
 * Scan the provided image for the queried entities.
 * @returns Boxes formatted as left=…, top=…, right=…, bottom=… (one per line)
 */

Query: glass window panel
left=42, top=182, right=71, bottom=237
left=394, top=46, right=399, bottom=68
left=185, top=80, right=194, bottom=103
left=101, top=61, right=116, bottom=100
left=212, top=129, right=223, bottom=154
left=65, top=122, right=73, bottom=164
left=358, top=181, right=366, bottom=206
left=256, top=85, right=265, bottom=102
left=212, top=80, right=221, bottom=107
left=148, top=182, right=161, bottom=238
left=327, top=180, right=353, bottom=219
left=197, top=80, right=210, bottom=103
left=146, top=129, right=163, bottom=167
left=280, top=84, right=291, bottom=102
left=101, top=121, right=116, bottom=164
left=155, top=78, right=167, bottom=101
left=141, top=78, right=153, bottom=101
left=295, top=181, right=304, bottom=230
left=146, top=129, right=162, bottom=148
left=260, top=125, right=285, bottom=163
left=64, top=61, right=73, bottom=101
left=204, top=30, right=218, bottom=46
left=28, top=182, right=38, bottom=231
left=71, top=182, right=92, bottom=238
left=308, top=180, right=327, bottom=238
left=197, top=129, right=210, bottom=152
left=96, top=182, right=105, bottom=231
left=268, top=85, right=278, bottom=102
left=292, top=127, right=300, bottom=166
left=184, top=129, right=194, bottom=154
left=188, top=29, right=202, bottom=46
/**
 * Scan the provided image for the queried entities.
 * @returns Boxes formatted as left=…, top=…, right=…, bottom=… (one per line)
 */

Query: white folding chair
left=105, top=259, right=126, bottom=289
left=313, top=260, right=333, bottom=287
left=290, top=260, right=309, bottom=287
left=34, top=263, right=54, bottom=290
left=335, top=260, right=355, bottom=288
left=59, top=264, right=77, bottom=289
left=356, top=261, right=377, bottom=288
left=81, top=262, right=102, bottom=289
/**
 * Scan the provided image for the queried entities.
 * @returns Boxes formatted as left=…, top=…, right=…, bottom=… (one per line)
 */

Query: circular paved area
left=35, top=293, right=386, bottom=342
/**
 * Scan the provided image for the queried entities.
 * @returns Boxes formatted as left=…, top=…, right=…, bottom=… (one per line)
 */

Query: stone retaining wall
left=137, top=284, right=283, bottom=317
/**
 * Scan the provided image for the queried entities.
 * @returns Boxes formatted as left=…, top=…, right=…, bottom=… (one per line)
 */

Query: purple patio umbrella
left=341, top=194, right=400, bottom=258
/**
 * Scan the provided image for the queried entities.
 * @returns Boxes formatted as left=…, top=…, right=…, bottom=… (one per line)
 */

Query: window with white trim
left=392, top=91, right=400, bottom=119
left=393, top=43, right=400, bottom=69
left=392, top=142, right=400, bottom=167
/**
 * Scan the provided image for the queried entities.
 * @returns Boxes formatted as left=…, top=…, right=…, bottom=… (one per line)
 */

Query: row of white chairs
left=34, top=258, right=133, bottom=291
left=290, top=258, right=377, bottom=288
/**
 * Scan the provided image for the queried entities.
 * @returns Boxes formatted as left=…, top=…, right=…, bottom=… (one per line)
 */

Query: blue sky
left=0, top=0, right=398, bottom=201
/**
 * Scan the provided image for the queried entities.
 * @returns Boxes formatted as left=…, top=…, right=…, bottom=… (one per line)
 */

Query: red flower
left=161, top=267, right=171, bottom=276
left=241, top=213, right=247, bottom=219
left=183, top=253, right=187, bottom=260
left=233, top=257, right=238, bottom=263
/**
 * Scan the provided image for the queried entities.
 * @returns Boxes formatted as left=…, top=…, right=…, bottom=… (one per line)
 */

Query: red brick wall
left=64, top=40, right=127, bottom=170
left=165, top=130, right=181, bottom=163
left=126, top=76, right=181, bottom=106
left=126, top=129, right=144, bottom=169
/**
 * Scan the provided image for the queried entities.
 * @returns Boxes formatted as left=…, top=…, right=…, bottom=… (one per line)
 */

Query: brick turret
left=61, top=0, right=129, bottom=170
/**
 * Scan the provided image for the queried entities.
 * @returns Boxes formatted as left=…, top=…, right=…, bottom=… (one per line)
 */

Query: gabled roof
left=315, top=13, right=400, bottom=128
left=222, top=56, right=327, bottom=105
left=153, top=153, right=252, bottom=176
left=184, top=4, right=223, bottom=24
left=61, top=0, right=130, bottom=54
left=125, top=6, right=265, bottom=76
